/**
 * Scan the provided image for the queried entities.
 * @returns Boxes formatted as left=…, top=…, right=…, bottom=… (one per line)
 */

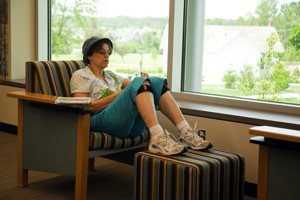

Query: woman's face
left=88, top=43, right=112, bottom=69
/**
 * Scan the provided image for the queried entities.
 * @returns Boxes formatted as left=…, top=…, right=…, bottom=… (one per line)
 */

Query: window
left=50, top=0, right=169, bottom=79
left=49, top=0, right=300, bottom=115
left=170, top=0, right=300, bottom=114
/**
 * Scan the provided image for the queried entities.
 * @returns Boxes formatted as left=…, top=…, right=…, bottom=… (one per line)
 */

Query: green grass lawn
left=53, top=52, right=300, bottom=104
left=53, top=51, right=163, bottom=69
left=201, top=84, right=244, bottom=97
left=202, top=83, right=300, bottom=104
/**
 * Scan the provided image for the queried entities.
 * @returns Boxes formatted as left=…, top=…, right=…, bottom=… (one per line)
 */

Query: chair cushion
left=26, top=60, right=84, bottom=96
left=89, top=128, right=150, bottom=150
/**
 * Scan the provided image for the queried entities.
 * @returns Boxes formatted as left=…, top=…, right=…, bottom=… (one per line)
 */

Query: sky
left=99, top=0, right=169, bottom=18
left=95, top=0, right=299, bottom=19
left=205, top=0, right=299, bottom=19
left=205, top=0, right=258, bottom=19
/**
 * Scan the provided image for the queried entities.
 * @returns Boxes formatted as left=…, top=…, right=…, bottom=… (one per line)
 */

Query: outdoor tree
left=255, top=0, right=278, bottom=26
left=256, top=32, right=290, bottom=100
left=283, top=25, right=300, bottom=61
left=238, top=65, right=256, bottom=95
left=114, top=42, right=130, bottom=62
left=233, top=32, right=290, bottom=99
left=274, top=2, right=300, bottom=46
left=143, top=31, right=161, bottom=62
left=51, top=0, right=99, bottom=55
left=274, top=2, right=300, bottom=61
left=223, top=69, right=237, bottom=89
left=289, top=25, right=300, bottom=50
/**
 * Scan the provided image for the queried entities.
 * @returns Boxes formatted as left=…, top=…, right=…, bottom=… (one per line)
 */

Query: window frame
left=37, top=0, right=51, bottom=61
left=168, top=0, right=300, bottom=116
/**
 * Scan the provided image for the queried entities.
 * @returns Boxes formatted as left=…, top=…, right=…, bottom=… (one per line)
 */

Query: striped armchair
left=25, top=60, right=149, bottom=150
left=9, top=60, right=149, bottom=200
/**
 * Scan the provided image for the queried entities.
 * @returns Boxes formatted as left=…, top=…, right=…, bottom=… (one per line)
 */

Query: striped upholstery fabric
left=134, top=150, right=245, bottom=200
left=89, top=129, right=149, bottom=149
left=25, top=60, right=149, bottom=150
left=26, top=60, right=84, bottom=96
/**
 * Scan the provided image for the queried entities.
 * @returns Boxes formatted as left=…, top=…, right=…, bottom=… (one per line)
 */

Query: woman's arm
left=122, top=78, right=131, bottom=89
left=73, top=92, right=120, bottom=113
left=121, top=72, right=149, bottom=89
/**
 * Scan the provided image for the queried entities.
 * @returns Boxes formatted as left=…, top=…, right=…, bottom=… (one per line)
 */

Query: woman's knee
left=161, top=83, right=170, bottom=95
left=148, top=77, right=165, bottom=88
left=137, top=83, right=153, bottom=95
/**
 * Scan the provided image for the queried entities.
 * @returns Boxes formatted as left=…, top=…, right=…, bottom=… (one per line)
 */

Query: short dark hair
left=87, top=40, right=113, bottom=58
left=82, top=36, right=113, bottom=64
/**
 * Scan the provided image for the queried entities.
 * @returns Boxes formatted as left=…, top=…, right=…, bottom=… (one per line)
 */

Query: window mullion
left=183, top=0, right=205, bottom=92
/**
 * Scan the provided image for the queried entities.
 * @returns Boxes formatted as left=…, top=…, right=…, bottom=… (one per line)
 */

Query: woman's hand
left=140, top=72, right=149, bottom=78
left=87, top=92, right=120, bottom=113
left=73, top=92, right=120, bottom=114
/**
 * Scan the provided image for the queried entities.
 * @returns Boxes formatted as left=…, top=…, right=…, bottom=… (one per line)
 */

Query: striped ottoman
left=133, top=149, right=245, bottom=200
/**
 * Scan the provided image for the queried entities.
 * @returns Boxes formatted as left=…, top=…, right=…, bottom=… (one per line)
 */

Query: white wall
left=9, top=0, right=36, bottom=79
left=1, top=0, right=35, bottom=123
left=1, top=0, right=35, bottom=122
left=0, top=85, right=24, bottom=125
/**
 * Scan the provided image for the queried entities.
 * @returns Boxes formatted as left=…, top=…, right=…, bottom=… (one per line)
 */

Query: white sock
left=176, top=120, right=189, bottom=134
left=149, top=124, right=164, bottom=136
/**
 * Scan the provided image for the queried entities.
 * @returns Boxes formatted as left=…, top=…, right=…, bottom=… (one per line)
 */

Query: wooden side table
left=249, top=126, right=300, bottom=200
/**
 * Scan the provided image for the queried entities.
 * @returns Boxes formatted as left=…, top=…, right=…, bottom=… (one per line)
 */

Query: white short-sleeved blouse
left=70, top=66, right=125, bottom=100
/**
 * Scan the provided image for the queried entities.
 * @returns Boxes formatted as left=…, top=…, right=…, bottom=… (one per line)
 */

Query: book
left=55, top=97, right=92, bottom=104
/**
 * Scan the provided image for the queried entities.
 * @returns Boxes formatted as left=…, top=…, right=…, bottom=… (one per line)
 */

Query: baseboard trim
left=0, top=122, right=17, bottom=135
left=245, top=181, right=257, bottom=198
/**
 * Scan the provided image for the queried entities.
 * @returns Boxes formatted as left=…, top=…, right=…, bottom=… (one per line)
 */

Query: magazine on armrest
left=55, top=97, right=92, bottom=104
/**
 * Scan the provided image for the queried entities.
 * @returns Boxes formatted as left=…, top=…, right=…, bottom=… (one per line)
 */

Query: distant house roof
left=159, top=24, right=285, bottom=83
left=160, top=24, right=284, bottom=53
left=107, top=27, right=153, bottom=42
left=204, top=25, right=284, bottom=53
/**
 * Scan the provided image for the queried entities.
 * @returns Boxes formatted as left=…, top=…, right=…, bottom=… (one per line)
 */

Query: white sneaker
left=178, top=122, right=212, bottom=150
left=149, top=130, right=185, bottom=155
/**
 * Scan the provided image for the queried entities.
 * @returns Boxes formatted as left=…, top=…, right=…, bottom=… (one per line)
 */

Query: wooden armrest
left=250, top=126, right=300, bottom=143
left=7, top=91, right=57, bottom=104
left=7, top=91, right=90, bottom=114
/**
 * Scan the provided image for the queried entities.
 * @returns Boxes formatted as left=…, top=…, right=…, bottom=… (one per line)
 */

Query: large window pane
left=183, top=0, right=300, bottom=106
left=51, top=0, right=169, bottom=79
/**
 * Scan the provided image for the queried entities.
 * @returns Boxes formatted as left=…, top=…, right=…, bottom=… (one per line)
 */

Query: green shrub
left=223, top=69, right=237, bottom=89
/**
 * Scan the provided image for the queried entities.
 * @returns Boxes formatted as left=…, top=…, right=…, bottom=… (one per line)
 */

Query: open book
left=55, top=97, right=92, bottom=104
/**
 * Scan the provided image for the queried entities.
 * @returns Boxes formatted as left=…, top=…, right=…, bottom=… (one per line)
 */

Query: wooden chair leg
left=17, top=130, right=29, bottom=187
left=17, top=169, right=28, bottom=187
left=74, top=114, right=90, bottom=200
left=17, top=100, right=28, bottom=187
left=257, top=145, right=269, bottom=200
left=89, top=158, right=95, bottom=171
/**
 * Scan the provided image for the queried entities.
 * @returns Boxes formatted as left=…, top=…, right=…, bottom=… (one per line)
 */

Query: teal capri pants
left=90, top=77, right=167, bottom=138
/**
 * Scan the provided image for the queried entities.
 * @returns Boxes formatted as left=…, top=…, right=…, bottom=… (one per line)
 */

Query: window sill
left=0, top=79, right=26, bottom=88
left=176, top=99, right=300, bottom=131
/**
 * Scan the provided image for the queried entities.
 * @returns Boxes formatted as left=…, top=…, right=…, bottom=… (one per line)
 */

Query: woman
left=70, top=36, right=211, bottom=155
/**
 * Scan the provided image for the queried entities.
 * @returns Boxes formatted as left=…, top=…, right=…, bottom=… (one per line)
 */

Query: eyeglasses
left=96, top=49, right=112, bottom=56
